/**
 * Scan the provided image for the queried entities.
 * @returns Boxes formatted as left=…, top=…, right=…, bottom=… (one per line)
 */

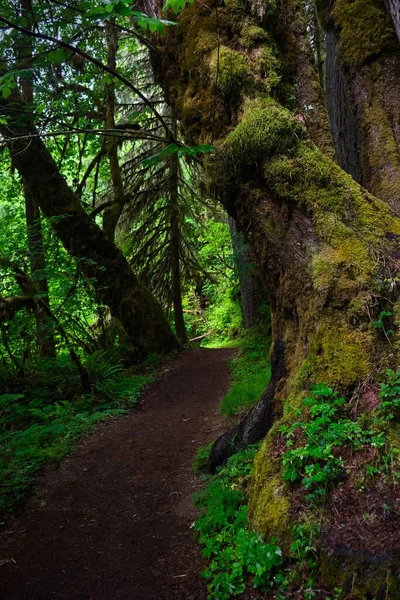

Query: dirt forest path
left=0, top=348, right=235, bottom=600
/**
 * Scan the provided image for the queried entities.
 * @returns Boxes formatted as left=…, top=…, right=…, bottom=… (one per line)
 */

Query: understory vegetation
left=195, top=373, right=400, bottom=599
left=0, top=352, right=153, bottom=520
left=219, top=325, right=271, bottom=417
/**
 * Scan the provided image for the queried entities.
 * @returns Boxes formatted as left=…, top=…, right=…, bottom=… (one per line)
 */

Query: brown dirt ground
left=0, top=347, right=235, bottom=600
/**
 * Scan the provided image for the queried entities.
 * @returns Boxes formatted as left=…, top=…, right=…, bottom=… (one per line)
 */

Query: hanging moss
left=332, top=0, right=399, bottom=67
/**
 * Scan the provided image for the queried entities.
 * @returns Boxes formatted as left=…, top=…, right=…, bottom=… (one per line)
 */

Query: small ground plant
left=195, top=371, right=400, bottom=599
left=194, top=445, right=284, bottom=599
left=280, top=378, right=400, bottom=505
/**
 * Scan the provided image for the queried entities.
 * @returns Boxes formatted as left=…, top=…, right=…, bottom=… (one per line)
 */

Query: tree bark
left=386, top=0, right=400, bottom=43
left=318, top=0, right=400, bottom=213
left=1, top=93, right=179, bottom=357
left=325, top=31, right=363, bottom=183
left=169, top=142, right=188, bottom=344
left=228, top=216, right=263, bottom=329
left=274, top=0, right=334, bottom=158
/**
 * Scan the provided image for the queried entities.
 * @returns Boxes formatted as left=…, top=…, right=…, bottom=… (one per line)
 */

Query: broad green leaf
left=163, top=0, right=194, bottom=13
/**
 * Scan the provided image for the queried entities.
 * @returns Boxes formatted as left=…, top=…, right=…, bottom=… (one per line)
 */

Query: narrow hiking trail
left=0, top=348, right=235, bottom=600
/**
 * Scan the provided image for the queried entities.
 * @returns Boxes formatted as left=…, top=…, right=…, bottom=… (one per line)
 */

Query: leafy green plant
left=84, top=350, right=124, bottom=399
left=281, top=375, right=400, bottom=504
left=379, top=369, right=400, bottom=420
left=373, top=310, right=394, bottom=343
left=281, top=384, right=381, bottom=503
left=193, top=441, right=213, bottom=474
left=194, top=445, right=283, bottom=599
left=220, top=328, right=271, bottom=416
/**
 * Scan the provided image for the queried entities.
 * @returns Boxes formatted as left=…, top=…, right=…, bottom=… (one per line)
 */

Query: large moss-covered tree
left=148, top=0, right=400, bottom=592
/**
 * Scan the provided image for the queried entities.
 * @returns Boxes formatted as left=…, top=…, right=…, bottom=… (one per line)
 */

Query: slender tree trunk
left=18, top=0, right=56, bottom=358
left=275, top=0, right=334, bottom=157
left=228, top=216, right=263, bottom=329
left=386, top=0, right=400, bottom=42
left=169, top=148, right=188, bottom=343
left=0, top=93, right=179, bottom=357
left=102, top=20, right=126, bottom=243
left=24, top=185, right=56, bottom=358
left=310, top=0, right=326, bottom=91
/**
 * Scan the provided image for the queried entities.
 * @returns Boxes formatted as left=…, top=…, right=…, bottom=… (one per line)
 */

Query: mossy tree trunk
left=319, top=0, right=400, bottom=213
left=151, top=0, right=400, bottom=588
left=1, top=92, right=179, bottom=357
left=153, top=0, right=400, bottom=451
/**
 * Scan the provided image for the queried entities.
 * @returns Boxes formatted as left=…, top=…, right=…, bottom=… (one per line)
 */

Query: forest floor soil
left=0, top=347, right=235, bottom=600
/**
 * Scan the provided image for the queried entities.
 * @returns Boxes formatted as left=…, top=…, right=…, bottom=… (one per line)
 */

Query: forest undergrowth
left=218, top=326, right=271, bottom=417
left=194, top=353, right=400, bottom=599
left=0, top=351, right=156, bottom=521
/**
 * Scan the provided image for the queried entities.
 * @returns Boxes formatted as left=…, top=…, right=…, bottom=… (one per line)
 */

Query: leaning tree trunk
left=151, top=0, right=400, bottom=591
left=320, top=0, right=400, bottom=213
left=0, top=93, right=179, bottom=357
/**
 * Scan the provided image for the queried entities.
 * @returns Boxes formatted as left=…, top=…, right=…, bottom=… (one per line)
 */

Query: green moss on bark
left=240, top=23, right=270, bottom=48
left=209, top=45, right=252, bottom=96
left=331, top=0, right=398, bottom=67
left=224, top=104, right=305, bottom=169
left=249, top=429, right=291, bottom=543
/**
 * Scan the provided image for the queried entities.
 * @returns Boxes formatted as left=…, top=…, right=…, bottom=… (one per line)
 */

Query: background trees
left=0, top=0, right=249, bottom=377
